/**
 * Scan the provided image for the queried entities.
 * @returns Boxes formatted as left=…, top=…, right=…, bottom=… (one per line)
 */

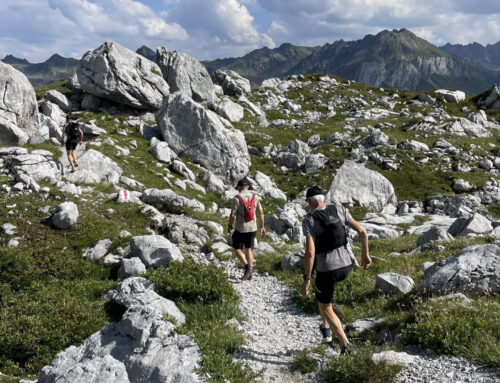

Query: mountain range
left=3, top=29, right=500, bottom=94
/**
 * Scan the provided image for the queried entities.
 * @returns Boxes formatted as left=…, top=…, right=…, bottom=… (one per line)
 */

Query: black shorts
left=314, top=265, right=352, bottom=304
left=65, top=139, right=79, bottom=151
left=231, top=230, right=256, bottom=250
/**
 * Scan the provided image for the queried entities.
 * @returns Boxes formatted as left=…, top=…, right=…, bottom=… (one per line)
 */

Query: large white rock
left=50, top=202, right=79, bottom=229
left=37, top=306, right=202, bottom=383
left=149, top=137, right=176, bottom=164
left=64, top=149, right=122, bottom=184
left=328, top=160, right=397, bottom=212
left=214, top=69, right=251, bottom=97
left=216, top=97, right=244, bottom=122
left=435, top=89, right=466, bottom=103
left=375, top=272, right=414, bottom=294
left=105, top=277, right=185, bottom=324
left=156, top=92, right=250, bottom=183
left=45, top=89, right=72, bottom=112
left=417, top=244, right=500, bottom=295
left=156, top=47, right=215, bottom=104
left=77, top=41, right=169, bottom=110
left=0, top=62, right=40, bottom=144
left=447, top=213, right=493, bottom=237
left=130, top=235, right=183, bottom=268
left=141, top=188, right=205, bottom=211
left=10, top=153, right=62, bottom=184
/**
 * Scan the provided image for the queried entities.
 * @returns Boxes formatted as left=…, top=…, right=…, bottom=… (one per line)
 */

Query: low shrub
left=322, top=343, right=402, bottom=383
left=147, top=260, right=237, bottom=304
left=292, top=348, right=318, bottom=374
left=403, top=298, right=500, bottom=372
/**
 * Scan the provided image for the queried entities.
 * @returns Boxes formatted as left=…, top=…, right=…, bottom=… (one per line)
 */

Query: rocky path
left=225, top=262, right=330, bottom=383
left=226, top=262, right=500, bottom=383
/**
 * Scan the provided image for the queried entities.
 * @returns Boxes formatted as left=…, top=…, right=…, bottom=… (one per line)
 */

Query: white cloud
left=140, top=17, right=188, bottom=39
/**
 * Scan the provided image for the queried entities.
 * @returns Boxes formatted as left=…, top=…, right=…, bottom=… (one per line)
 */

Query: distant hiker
left=300, top=186, right=371, bottom=355
left=61, top=114, right=83, bottom=172
left=228, top=177, right=266, bottom=280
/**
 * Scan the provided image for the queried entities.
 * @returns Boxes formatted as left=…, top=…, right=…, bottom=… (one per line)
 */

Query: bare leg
left=66, top=150, right=74, bottom=166
left=234, top=248, right=248, bottom=266
left=318, top=303, right=348, bottom=346
left=71, top=150, right=77, bottom=164
left=244, top=247, right=254, bottom=268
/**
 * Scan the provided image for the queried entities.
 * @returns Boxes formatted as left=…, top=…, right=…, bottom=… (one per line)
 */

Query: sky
left=1, top=0, right=500, bottom=63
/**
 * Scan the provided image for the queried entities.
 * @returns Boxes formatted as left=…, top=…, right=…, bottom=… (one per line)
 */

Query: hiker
left=300, top=186, right=371, bottom=355
left=61, top=114, right=83, bottom=172
left=228, top=177, right=266, bottom=280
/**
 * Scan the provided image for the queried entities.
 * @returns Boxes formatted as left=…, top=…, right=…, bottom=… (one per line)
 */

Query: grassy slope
left=1, top=74, right=499, bottom=381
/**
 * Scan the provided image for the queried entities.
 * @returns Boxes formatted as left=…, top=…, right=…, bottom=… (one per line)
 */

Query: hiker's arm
left=348, top=219, right=371, bottom=268
left=258, top=209, right=265, bottom=237
left=79, top=129, right=84, bottom=144
left=228, top=212, right=235, bottom=233
left=61, top=132, right=65, bottom=145
left=301, top=236, right=315, bottom=296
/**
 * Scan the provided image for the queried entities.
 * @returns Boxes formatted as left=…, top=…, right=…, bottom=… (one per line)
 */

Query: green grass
left=322, top=343, right=402, bottom=383
left=35, top=78, right=71, bottom=100
left=0, top=190, right=152, bottom=377
left=403, top=297, right=500, bottom=372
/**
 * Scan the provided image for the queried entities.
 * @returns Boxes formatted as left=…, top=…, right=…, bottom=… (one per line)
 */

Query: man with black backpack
left=300, top=186, right=371, bottom=355
left=228, top=177, right=266, bottom=280
left=61, top=114, right=83, bottom=172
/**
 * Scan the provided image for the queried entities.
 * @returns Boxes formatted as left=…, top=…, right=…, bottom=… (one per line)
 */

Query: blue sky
left=1, top=0, right=500, bottom=63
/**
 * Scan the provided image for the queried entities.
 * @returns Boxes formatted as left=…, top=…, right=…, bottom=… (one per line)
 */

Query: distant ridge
left=203, top=29, right=499, bottom=95
left=1, top=54, right=80, bottom=87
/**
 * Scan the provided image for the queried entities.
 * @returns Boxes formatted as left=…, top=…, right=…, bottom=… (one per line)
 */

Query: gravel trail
left=225, top=262, right=500, bottom=383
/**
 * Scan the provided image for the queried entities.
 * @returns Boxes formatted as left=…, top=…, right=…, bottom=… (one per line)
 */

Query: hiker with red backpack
left=61, top=114, right=83, bottom=172
left=228, top=177, right=266, bottom=280
left=300, top=186, right=371, bottom=355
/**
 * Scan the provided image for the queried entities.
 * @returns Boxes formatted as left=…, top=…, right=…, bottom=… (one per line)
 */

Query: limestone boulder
left=0, top=62, right=40, bottom=144
left=64, top=149, right=122, bottom=185
left=77, top=41, right=169, bottom=110
left=45, top=89, right=72, bottom=112
left=9, top=153, right=62, bottom=184
left=130, top=235, right=183, bottom=268
left=447, top=213, right=493, bottom=237
left=214, top=69, right=251, bottom=97
left=117, top=257, right=147, bottom=280
left=105, top=277, right=185, bottom=324
left=416, top=226, right=454, bottom=249
left=477, top=85, right=500, bottom=109
left=328, top=160, right=397, bottom=212
left=417, top=244, right=500, bottom=295
left=156, top=92, right=250, bottom=183
left=216, top=97, right=244, bottom=122
left=141, top=188, right=205, bottom=211
left=149, top=137, right=176, bottom=164
left=156, top=47, right=215, bottom=104
left=375, top=272, right=414, bottom=294
left=37, top=306, right=201, bottom=383
left=50, top=202, right=79, bottom=229
left=435, top=89, right=466, bottom=103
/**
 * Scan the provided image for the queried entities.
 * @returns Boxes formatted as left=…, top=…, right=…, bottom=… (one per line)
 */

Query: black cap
left=305, top=186, right=326, bottom=199
left=66, top=114, right=73, bottom=121
left=236, top=177, right=251, bottom=188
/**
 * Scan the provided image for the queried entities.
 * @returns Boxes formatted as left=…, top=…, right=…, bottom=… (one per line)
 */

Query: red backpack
left=237, top=194, right=256, bottom=222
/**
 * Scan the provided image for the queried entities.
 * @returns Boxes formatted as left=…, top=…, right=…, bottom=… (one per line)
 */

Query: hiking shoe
left=319, top=324, right=332, bottom=343
left=340, top=344, right=357, bottom=356
left=241, top=265, right=252, bottom=280
left=74, top=162, right=79, bottom=168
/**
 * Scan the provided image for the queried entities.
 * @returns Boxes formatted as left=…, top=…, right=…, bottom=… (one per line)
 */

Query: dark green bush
left=403, top=299, right=500, bottom=371
left=148, top=261, right=237, bottom=304
left=292, top=349, right=318, bottom=374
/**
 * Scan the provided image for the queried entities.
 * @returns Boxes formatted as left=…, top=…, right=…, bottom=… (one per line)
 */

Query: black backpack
left=67, top=122, right=80, bottom=140
left=312, top=205, right=348, bottom=253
